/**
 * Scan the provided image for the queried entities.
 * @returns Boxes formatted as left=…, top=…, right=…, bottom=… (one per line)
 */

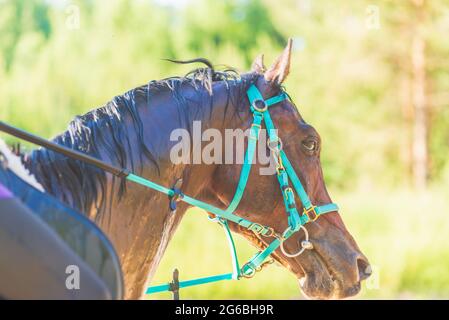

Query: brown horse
left=24, top=40, right=370, bottom=299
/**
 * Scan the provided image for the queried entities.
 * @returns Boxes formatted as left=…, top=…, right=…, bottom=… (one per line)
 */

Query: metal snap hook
left=267, top=136, right=283, bottom=153
left=280, top=225, right=313, bottom=258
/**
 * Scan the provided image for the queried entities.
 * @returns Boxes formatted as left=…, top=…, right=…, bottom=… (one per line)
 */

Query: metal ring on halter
left=252, top=99, right=268, bottom=113
left=268, top=137, right=284, bottom=173
left=267, top=136, right=283, bottom=153
left=280, top=225, right=314, bottom=258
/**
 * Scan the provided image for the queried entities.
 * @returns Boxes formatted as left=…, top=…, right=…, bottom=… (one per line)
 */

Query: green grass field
left=148, top=187, right=449, bottom=299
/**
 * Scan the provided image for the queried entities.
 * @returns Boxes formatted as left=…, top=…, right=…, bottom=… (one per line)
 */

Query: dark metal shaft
left=0, top=121, right=128, bottom=178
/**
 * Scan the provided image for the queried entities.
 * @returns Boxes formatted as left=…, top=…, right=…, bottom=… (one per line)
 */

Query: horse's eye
left=302, top=140, right=317, bottom=152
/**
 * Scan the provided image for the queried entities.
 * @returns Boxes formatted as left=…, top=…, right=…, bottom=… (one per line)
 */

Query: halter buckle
left=248, top=223, right=265, bottom=235
left=284, top=187, right=294, bottom=196
left=249, top=123, right=262, bottom=141
left=251, top=99, right=268, bottom=113
left=263, top=227, right=276, bottom=238
left=303, top=205, right=318, bottom=222
left=275, top=163, right=285, bottom=175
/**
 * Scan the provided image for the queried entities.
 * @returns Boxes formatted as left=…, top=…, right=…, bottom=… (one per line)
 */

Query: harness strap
left=280, top=151, right=339, bottom=220
left=219, top=219, right=241, bottom=280
left=146, top=273, right=234, bottom=294
left=277, top=169, right=302, bottom=231
left=224, top=112, right=262, bottom=214
left=261, top=108, right=302, bottom=231
left=127, top=173, right=274, bottom=236
left=265, top=93, right=288, bottom=106
left=279, top=150, right=313, bottom=210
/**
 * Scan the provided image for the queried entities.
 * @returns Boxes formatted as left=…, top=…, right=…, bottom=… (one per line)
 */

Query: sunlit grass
left=147, top=187, right=449, bottom=299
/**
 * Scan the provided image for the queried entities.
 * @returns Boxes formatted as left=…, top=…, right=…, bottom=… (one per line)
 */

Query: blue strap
left=261, top=108, right=302, bottom=231
left=242, top=238, right=281, bottom=276
left=279, top=151, right=313, bottom=210
left=146, top=273, right=233, bottom=294
left=220, top=219, right=241, bottom=280
left=127, top=174, right=274, bottom=236
left=276, top=169, right=301, bottom=231
left=265, top=93, right=288, bottom=107
left=242, top=227, right=297, bottom=276
left=224, top=113, right=263, bottom=214
left=316, top=203, right=339, bottom=215
left=146, top=219, right=241, bottom=295
left=246, top=85, right=264, bottom=104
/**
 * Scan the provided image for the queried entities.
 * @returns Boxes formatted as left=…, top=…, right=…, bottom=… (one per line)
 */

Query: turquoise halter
left=144, top=84, right=338, bottom=295
left=0, top=84, right=339, bottom=296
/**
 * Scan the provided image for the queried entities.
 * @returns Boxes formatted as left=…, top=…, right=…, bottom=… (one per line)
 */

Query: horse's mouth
left=297, top=250, right=362, bottom=300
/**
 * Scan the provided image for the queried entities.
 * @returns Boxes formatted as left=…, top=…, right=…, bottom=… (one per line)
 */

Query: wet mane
left=26, top=58, right=258, bottom=217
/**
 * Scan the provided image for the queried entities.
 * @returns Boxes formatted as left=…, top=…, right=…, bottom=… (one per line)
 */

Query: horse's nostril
left=357, top=256, right=372, bottom=281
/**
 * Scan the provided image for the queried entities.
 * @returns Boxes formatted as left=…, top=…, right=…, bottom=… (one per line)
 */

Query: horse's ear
left=251, top=54, right=266, bottom=74
left=264, top=38, right=293, bottom=85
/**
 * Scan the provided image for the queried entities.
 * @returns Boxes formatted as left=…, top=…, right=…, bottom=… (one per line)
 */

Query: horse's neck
left=25, top=80, right=243, bottom=299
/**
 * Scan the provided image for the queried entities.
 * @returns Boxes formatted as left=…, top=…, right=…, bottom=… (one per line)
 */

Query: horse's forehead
left=269, top=101, right=304, bottom=128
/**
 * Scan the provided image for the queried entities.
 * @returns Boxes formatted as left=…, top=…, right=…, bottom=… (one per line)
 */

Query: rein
left=0, top=84, right=338, bottom=297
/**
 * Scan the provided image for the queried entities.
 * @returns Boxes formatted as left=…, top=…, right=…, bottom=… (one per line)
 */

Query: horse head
left=211, top=39, right=371, bottom=299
